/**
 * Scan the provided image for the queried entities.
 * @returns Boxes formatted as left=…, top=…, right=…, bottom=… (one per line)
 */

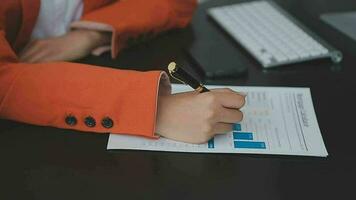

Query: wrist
left=74, top=29, right=111, bottom=48
left=155, top=95, right=170, bottom=136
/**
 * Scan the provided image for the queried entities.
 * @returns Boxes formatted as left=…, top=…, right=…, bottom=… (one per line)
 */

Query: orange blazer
left=0, top=0, right=197, bottom=138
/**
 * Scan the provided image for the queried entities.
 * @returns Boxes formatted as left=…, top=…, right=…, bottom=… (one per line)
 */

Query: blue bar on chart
left=234, top=141, right=266, bottom=149
left=208, top=138, right=215, bottom=148
left=233, top=132, right=253, bottom=140
left=233, top=123, right=242, bottom=131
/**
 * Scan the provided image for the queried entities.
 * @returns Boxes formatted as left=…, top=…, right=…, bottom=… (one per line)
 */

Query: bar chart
left=232, top=123, right=267, bottom=149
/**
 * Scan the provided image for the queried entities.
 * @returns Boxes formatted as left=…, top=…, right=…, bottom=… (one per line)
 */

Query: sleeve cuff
left=152, top=71, right=171, bottom=138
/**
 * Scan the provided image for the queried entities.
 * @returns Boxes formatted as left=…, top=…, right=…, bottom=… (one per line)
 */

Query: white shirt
left=31, top=0, right=84, bottom=40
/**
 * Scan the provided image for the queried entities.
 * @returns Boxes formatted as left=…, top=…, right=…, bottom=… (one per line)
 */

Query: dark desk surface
left=1, top=0, right=356, bottom=199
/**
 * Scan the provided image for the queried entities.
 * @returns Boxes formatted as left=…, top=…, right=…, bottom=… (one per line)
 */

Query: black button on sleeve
left=101, top=117, right=114, bottom=129
left=65, top=115, right=77, bottom=126
left=84, top=116, right=96, bottom=128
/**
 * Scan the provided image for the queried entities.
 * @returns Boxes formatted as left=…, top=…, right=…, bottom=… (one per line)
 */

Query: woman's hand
left=155, top=88, right=246, bottom=144
left=20, top=29, right=111, bottom=63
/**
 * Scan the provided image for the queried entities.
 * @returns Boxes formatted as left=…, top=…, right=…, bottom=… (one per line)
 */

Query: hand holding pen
left=154, top=62, right=247, bottom=144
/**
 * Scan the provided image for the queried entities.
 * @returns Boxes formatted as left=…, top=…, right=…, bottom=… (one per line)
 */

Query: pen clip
left=167, top=62, right=187, bottom=85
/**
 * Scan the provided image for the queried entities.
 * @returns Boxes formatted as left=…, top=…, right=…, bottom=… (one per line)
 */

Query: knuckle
left=205, top=110, right=215, bottom=121
left=205, top=93, right=217, bottom=104
left=202, top=95, right=219, bottom=109
left=205, top=106, right=220, bottom=121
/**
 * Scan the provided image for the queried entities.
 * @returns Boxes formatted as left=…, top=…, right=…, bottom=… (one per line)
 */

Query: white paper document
left=107, top=84, right=328, bottom=157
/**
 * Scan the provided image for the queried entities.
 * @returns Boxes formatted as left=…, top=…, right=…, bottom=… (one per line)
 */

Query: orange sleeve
left=71, top=0, right=197, bottom=58
left=0, top=30, right=171, bottom=138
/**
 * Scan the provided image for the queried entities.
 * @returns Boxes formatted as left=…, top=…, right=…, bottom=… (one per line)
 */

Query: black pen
left=168, top=62, right=209, bottom=93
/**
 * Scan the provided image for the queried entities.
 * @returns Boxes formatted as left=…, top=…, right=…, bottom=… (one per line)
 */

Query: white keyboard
left=208, top=1, right=342, bottom=68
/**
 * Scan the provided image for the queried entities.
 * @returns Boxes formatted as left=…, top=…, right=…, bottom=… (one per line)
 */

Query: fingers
left=211, top=88, right=246, bottom=109
left=19, top=41, right=44, bottom=62
left=24, top=51, right=48, bottom=63
left=213, top=123, right=233, bottom=134
left=19, top=41, right=62, bottom=63
left=217, top=107, right=243, bottom=123
left=212, top=107, right=243, bottom=135
left=19, top=41, right=35, bottom=58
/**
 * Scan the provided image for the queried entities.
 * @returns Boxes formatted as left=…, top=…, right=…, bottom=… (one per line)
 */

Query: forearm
left=0, top=61, right=169, bottom=138
left=19, top=29, right=112, bottom=63
left=72, top=0, right=198, bottom=58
